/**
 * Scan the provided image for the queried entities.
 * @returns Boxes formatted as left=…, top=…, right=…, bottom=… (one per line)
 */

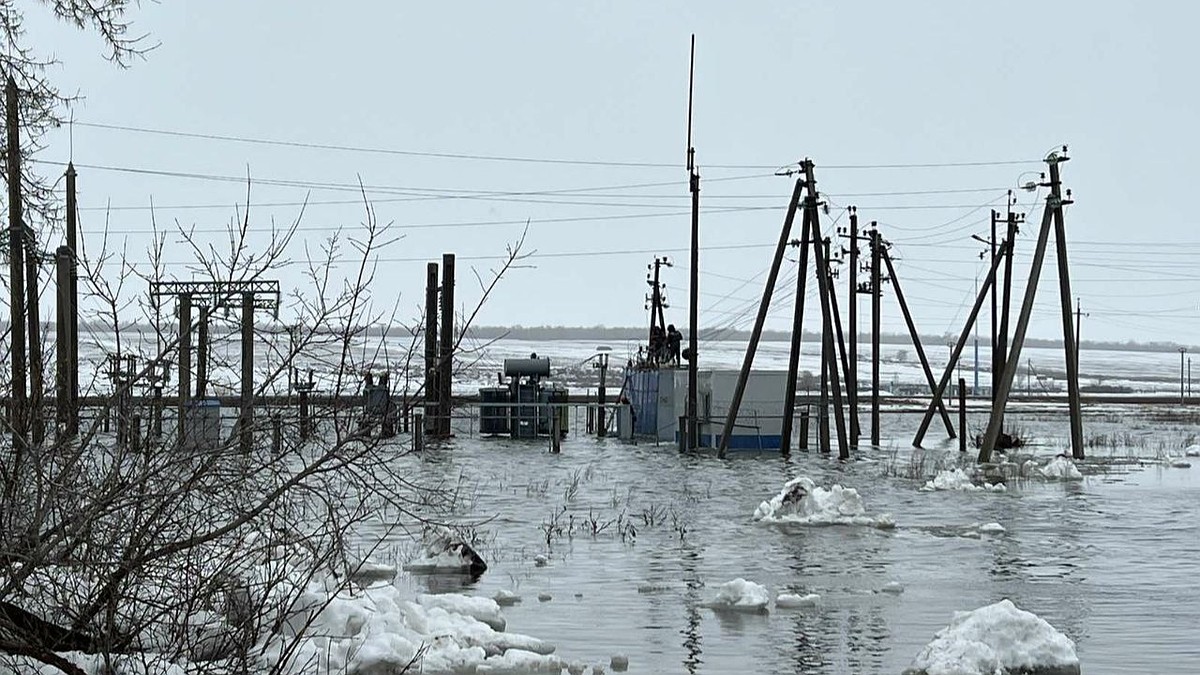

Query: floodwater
left=367, top=408, right=1200, bottom=675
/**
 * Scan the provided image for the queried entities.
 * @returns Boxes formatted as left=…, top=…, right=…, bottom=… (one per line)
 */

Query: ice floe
left=905, top=598, right=1079, bottom=675
left=1038, top=456, right=1083, bottom=481
left=402, top=525, right=489, bottom=575
left=703, top=578, right=770, bottom=612
left=753, top=476, right=896, bottom=528
left=920, top=468, right=1007, bottom=493
left=776, top=592, right=821, bottom=609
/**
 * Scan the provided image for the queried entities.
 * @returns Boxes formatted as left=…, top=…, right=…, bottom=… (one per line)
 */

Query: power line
left=68, top=120, right=1045, bottom=172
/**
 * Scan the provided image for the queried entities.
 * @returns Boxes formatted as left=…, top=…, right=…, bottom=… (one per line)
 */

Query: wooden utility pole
left=6, top=77, right=27, bottom=452
left=423, top=262, right=439, bottom=436
left=717, top=176, right=805, bottom=457
left=685, top=34, right=700, bottom=450
left=989, top=210, right=999, bottom=399
left=780, top=212, right=812, bottom=454
left=439, top=253, right=455, bottom=437
left=869, top=226, right=882, bottom=445
left=980, top=148, right=1082, bottom=462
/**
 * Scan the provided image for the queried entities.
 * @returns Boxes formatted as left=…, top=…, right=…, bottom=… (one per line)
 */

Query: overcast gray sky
left=23, top=2, right=1200, bottom=344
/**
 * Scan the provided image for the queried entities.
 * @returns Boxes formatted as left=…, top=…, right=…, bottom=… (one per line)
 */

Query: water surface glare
left=369, top=416, right=1199, bottom=674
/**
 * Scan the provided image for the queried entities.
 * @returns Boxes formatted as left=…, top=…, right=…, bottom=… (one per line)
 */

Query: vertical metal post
left=798, top=408, right=810, bottom=450
left=240, top=292, right=254, bottom=453
left=26, top=221, right=43, bottom=446
left=439, top=253, right=455, bottom=437
left=597, top=353, right=608, bottom=438
left=1180, top=349, right=1187, bottom=404
left=177, top=295, right=192, bottom=447
left=299, top=389, right=311, bottom=440
left=550, top=412, right=561, bottom=453
left=780, top=211, right=812, bottom=454
left=424, top=262, right=439, bottom=436
left=717, top=176, right=805, bottom=457
left=7, top=77, right=28, bottom=452
left=272, top=415, right=282, bottom=454
left=413, top=412, right=424, bottom=451
left=870, top=227, right=881, bottom=445
left=152, top=385, right=162, bottom=439
left=66, top=163, right=79, bottom=437
left=196, top=306, right=210, bottom=398
left=55, top=246, right=71, bottom=436
left=958, top=378, right=967, bottom=453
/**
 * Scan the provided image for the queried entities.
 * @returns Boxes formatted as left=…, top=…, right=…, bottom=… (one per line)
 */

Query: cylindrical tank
left=478, top=386, right=510, bottom=435
left=504, top=358, right=551, bottom=377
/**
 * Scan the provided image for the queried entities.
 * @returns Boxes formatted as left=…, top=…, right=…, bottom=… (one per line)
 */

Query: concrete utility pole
left=869, top=226, right=882, bottom=446
left=65, top=163, right=80, bottom=436
left=6, top=78, right=27, bottom=452
left=439, top=253, right=455, bottom=437
left=842, top=208, right=861, bottom=443
left=424, top=262, right=439, bottom=436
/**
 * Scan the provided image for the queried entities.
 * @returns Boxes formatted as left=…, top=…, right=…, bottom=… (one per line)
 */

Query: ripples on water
left=362, top=410, right=1200, bottom=674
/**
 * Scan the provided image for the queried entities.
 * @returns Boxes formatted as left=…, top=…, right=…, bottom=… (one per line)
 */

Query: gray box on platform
left=182, top=398, right=221, bottom=451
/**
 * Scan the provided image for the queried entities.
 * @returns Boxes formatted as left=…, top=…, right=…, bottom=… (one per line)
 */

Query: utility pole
left=6, top=77, right=27, bottom=452
left=808, top=169, right=849, bottom=459
left=1179, top=347, right=1187, bottom=404
left=65, top=163, right=79, bottom=436
left=869, top=226, right=882, bottom=445
left=718, top=175, right=805, bottom=457
left=424, top=262, right=439, bottom=436
left=980, top=147, right=1082, bottom=462
left=780, top=214, right=811, bottom=455
left=439, top=253, right=455, bottom=437
left=837, top=209, right=861, bottom=444
left=685, top=34, right=700, bottom=450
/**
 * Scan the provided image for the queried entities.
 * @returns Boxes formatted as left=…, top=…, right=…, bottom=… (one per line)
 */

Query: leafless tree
left=0, top=185, right=527, bottom=674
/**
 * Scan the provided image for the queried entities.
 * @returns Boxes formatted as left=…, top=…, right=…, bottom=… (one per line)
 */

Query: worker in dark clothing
left=666, top=324, right=682, bottom=366
left=649, top=325, right=665, bottom=365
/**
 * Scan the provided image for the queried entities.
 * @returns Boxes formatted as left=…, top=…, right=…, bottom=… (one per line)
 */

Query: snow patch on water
left=920, top=468, right=1007, bottom=492
left=753, top=476, right=896, bottom=528
left=776, top=592, right=821, bottom=609
left=1185, top=444, right=1200, bottom=457
left=703, top=578, right=770, bottom=612
left=905, top=598, right=1079, bottom=675
left=1039, top=456, right=1084, bottom=480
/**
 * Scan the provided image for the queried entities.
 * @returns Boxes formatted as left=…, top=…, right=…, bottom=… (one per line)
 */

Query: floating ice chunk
left=493, top=589, right=522, bottom=606
left=476, top=648, right=565, bottom=674
left=776, top=592, right=821, bottom=609
left=1039, top=456, right=1083, bottom=480
left=610, top=653, right=630, bottom=671
left=418, top=593, right=506, bottom=631
left=920, top=468, right=1006, bottom=492
left=905, top=598, right=1079, bottom=675
left=566, top=661, right=588, bottom=675
left=703, top=578, right=770, bottom=612
left=1185, top=444, right=1200, bottom=457
left=880, top=582, right=905, bottom=595
left=978, top=522, right=1006, bottom=534
left=537, top=592, right=553, bottom=602
left=534, top=554, right=550, bottom=567
left=402, top=601, right=556, bottom=656
left=754, top=476, right=896, bottom=528
left=347, top=559, right=398, bottom=585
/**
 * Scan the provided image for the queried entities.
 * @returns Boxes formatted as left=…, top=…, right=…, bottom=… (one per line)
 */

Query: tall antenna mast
left=684, top=34, right=700, bottom=450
